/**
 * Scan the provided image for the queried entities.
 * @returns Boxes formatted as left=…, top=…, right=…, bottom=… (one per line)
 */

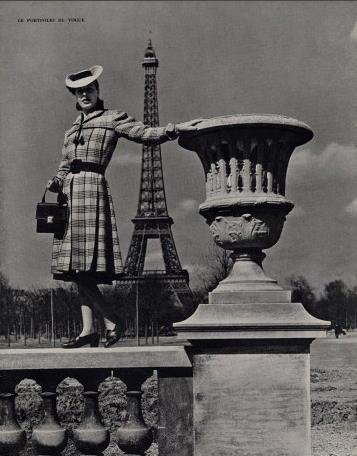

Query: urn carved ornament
left=209, top=212, right=285, bottom=251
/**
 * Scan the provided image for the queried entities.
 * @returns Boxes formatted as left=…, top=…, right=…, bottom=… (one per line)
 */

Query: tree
left=0, top=272, right=12, bottom=344
left=287, top=275, right=317, bottom=316
left=321, top=280, right=349, bottom=328
left=346, top=287, right=357, bottom=329
left=194, top=241, right=233, bottom=303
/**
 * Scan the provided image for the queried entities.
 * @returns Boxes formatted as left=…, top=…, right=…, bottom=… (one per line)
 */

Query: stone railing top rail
left=178, top=113, right=313, bottom=149
left=0, top=345, right=192, bottom=371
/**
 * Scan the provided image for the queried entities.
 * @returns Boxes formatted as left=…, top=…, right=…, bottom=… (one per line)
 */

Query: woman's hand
left=175, top=118, right=206, bottom=133
left=46, top=177, right=61, bottom=193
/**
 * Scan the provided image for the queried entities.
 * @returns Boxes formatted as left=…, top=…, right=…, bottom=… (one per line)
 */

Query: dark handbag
left=36, top=189, right=68, bottom=235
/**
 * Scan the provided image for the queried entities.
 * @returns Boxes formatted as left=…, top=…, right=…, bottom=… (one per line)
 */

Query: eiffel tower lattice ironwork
left=119, top=41, right=194, bottom=313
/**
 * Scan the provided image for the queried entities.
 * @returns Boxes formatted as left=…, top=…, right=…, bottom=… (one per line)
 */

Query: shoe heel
left=90, top=334, right=100, bottom=347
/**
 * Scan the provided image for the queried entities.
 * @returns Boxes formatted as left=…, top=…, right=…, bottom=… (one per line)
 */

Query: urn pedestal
left=174, top=115, right=330, bottom=456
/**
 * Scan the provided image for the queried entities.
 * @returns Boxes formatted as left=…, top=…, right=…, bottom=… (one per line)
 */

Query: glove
left=46, top=177, right=62, bottom=193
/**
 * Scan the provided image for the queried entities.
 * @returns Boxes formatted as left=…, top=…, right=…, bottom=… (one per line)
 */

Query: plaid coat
left=51, top=108, right=177, bottom=284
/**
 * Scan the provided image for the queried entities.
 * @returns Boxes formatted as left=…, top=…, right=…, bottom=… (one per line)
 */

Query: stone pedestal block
left=192, top=342, right=311, bottom=456
left=175, top=297, right=329, bottom=456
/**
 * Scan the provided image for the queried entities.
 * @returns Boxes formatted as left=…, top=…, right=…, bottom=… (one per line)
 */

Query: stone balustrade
left=0, top=346, right=193, bottom=456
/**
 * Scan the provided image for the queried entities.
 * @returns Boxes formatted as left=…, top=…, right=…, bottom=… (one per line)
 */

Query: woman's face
left=75, top=83, right=99, bottom=112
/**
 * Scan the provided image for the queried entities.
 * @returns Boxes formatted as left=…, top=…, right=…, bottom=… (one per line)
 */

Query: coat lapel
left=82, top=109, right=106, bottom=124
left=71, top=109, right=106, bottom=126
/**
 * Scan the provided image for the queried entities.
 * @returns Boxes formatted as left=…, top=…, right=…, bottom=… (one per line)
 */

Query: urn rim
left=178, top=113, right=313, bottom=150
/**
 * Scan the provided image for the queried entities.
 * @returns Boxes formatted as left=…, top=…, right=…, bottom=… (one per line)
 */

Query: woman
left=47, top=65, right=200, bottom=348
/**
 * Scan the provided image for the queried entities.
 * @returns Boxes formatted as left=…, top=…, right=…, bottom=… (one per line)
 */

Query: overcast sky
left=1, top=1, right=357, bottom=295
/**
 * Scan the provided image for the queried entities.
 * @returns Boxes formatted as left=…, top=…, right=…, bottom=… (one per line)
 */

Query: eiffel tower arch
left=117, top=41, right=194, bottom=327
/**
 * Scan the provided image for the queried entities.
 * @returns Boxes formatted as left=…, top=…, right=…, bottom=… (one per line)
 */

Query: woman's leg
left=103, top=317, right=116, bottom=331
left=61, top=280, right=100, bottom=348
left=79, top=305, right=96, bottom=336
left=76, top=276, right=121, bottom=347
left=77, top=281, right=96, bottom=336
left=77, top=275, right=118, bottom=330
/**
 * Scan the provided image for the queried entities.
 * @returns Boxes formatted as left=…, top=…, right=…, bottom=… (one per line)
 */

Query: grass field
left=1, top=331, right=356, bottom=455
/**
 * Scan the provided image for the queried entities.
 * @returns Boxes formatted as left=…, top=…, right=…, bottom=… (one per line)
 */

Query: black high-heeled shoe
left=61, top=333, right=100, bottom=349
left=104, top=326, right=121, bottom=348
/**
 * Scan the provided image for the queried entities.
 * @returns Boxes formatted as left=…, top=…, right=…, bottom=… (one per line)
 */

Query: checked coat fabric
left=51, top=108, right=178, bottom=284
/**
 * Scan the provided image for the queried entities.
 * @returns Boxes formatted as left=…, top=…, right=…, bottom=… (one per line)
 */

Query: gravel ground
left=312, top=424, right=357, bottom=456
left=310, top=332, right=357, bottom=456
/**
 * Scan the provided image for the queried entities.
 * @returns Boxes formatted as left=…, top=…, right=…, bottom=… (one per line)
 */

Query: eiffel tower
left=118, top=40, right=194, bottom=318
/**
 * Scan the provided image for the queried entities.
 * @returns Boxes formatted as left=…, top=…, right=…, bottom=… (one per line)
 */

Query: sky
left=0, top=1, right=356, bottom=295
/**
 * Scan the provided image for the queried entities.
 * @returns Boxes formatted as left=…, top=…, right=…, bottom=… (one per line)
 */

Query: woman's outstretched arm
left=112, top=111, right=202, bottom=145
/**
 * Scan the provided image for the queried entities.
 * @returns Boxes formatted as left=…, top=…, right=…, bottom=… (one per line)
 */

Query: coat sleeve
left=53, top=135, right=71, bottom=188
left=112, top=111, right=178, bottom=145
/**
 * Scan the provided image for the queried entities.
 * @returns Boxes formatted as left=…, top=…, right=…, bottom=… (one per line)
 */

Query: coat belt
left=70, top=159, right=105, bottom=175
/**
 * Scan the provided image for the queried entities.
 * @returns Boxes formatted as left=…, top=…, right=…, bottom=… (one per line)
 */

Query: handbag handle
left=41, top=189, right=48, bottom=203
left=41, top=188, right=66, bottom=204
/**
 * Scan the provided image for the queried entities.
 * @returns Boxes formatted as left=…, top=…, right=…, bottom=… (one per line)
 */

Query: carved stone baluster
left=32, top=392, right=68, bottom=455
left=0, top=393, right=26, bottom=456
left=235, top=138, right=244, bottom=191
left=209, top=162, right=217, bottom=195
left=116, top=370, right=153, bottom=456
left=218, top=138, right=230, bottom=194
left=240, top=137, right=251, bottom=191
left=209, top=143, right=220, bottom=193
left=205, top=164, right=212, bottom=195
left=72, top=391, right=110, bottom=456
left=219, top=158, right=227, bottom=193
left=274, top=142, right=283, bottom=195
left=255, top=140, right=264, bottom=193
left=250, top=138, right=258, bottom=192
left=227, top=134, right=237, bottom=193
left=246, top=137, right=254, bottom=192
left=272, top=141, right=281, bottom=194
left=267, top=138, right=277, bottom=193
left=229, top=156, right=237, bottom=193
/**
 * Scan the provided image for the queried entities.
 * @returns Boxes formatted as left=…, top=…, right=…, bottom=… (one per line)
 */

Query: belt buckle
left=71, top=159, right=82, bottom=174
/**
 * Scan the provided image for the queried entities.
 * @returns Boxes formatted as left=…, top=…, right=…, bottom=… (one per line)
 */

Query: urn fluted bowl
left=178, top=114, right=313, bottom=253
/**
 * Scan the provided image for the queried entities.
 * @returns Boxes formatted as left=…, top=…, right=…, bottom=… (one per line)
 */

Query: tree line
left=1, top=247, right=356, bottom=346
left=287, top=275, right=357, bottom=330
left=0, top=272, right=198, bottom=347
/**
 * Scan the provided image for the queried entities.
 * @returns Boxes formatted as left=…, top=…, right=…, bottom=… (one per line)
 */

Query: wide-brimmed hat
left=65, top=65, right=103, bottom=91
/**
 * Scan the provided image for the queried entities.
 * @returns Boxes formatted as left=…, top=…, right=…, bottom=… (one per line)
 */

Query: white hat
left=65, top=65, right=103, bottom=91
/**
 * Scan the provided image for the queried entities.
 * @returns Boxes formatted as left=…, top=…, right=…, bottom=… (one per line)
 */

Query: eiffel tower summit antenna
left=118, top=40, right=194, bottom=318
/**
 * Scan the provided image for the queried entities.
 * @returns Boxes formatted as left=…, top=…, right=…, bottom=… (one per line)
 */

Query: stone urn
left=32, top=392, right=68, bottom=455
left=116, top=391, right=153, bottom=455
left=0, top=393, right=26, bottom=456
left=72, top=391, right=110, bottom=455
left=174, top=114, right=330, bottom=339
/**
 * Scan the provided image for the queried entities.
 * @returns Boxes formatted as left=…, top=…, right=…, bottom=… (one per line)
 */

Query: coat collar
left=72, top=109, right=106, bottom=126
